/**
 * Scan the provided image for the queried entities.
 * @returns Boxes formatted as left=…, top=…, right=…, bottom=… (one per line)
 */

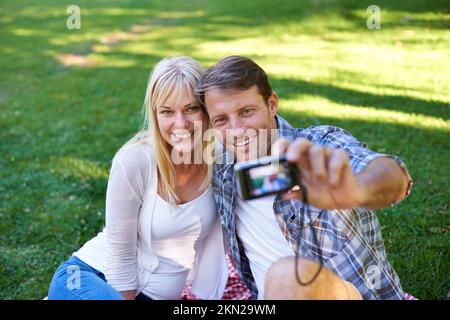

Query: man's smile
left=233, top=135, right=256, bottom=148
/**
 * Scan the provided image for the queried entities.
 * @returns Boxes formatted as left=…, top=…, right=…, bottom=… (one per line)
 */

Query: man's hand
left=272, top=138, right=367, bottom=210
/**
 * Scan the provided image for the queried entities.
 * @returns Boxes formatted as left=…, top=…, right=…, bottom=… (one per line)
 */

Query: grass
left=0, top=0, right=449, bottom=299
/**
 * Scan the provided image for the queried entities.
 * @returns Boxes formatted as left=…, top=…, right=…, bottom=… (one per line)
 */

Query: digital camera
left=234, top=155, right=300, bottom=200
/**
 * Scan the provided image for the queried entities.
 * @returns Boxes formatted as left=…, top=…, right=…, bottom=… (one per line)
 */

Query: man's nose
left=227, top=117, right=246, bottom=138
left=228, top=116, right=244, bottom=132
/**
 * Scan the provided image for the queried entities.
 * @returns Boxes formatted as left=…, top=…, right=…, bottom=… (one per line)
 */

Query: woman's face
left=156, top=89, right=208, bottom=156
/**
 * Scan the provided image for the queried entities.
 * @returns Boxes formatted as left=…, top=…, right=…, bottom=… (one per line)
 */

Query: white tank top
left=142, top=186, right=216, bottom=299
left=73, top=186, right=217, bottom=300
left=235, top=194, right=294, bottom=299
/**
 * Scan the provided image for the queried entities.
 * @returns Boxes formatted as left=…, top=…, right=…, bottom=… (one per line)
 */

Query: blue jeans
left=48, top=256, right=154, bottom=300
left=48, top=256, right=152, bottom=300
left=48, top=256, right=125, bottom=300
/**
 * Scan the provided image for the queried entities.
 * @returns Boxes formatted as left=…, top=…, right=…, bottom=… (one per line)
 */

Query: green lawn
left=0, top=0, right=448, bottom=299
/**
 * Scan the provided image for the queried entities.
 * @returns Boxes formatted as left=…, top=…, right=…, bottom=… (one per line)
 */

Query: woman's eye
left=160, top=110, right=173, bottom=115
left=186, top=106, right=199, bottom=113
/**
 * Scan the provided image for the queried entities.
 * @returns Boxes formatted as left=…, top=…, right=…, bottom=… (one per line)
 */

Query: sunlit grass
left=283, top=98, right=449, bottom=131
left=47, top=156, right=109, bottom=181
left=0, top=0, right=448, bottom=299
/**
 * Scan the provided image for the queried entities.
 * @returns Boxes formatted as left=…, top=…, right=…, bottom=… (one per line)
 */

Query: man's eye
left=242, top=109, right=254, bottom=116
left=214, top=118, right=226, bottom=125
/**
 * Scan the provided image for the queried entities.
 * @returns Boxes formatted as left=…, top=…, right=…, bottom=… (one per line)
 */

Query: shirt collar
left=276, top=114, right=299, bottom=141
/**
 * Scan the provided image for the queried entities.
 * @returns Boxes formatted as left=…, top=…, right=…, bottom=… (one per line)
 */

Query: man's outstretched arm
left=355, top=156, right=412, bottom=210
left=272, top=137, right=412, bottom=210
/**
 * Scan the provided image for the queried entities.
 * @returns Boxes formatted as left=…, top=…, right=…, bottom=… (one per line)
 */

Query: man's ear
left=268, top=92, right=279, bottom=116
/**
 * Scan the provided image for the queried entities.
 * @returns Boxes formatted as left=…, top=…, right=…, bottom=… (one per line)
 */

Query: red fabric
left=180, top=254, right=417, bottom=300
left=181, top=254, right=252, bottom=300
left=404, top=293, right=418, bottom=300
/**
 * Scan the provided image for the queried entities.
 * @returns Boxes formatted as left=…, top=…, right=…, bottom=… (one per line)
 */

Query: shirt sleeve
left=103, top=144, right=150, bottom=292
left=302, top=126, right=411, bottom=182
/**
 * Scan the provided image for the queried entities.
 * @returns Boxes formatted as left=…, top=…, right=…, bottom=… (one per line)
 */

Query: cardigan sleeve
left=104, top=142, right=151, bottom=292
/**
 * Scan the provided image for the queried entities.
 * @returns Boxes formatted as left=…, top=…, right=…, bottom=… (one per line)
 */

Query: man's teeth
left=234, top=135, right=255, bottom=147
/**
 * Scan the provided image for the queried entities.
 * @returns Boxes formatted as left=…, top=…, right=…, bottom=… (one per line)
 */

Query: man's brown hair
left=197, top=55, right=273, bottom=108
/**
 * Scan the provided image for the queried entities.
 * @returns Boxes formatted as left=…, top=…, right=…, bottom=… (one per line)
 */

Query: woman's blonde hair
left=124, top=56, right=212, bottom=205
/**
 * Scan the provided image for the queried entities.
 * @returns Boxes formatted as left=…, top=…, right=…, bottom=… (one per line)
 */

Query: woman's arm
left=120, top=290, right=137, bottom=300
left=104, top=146, right=149, bottom=295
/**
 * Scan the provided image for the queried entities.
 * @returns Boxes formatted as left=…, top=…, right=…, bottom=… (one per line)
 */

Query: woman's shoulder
left=107, top=134, right=156, bottom=201
left=112, top=134, right=155, bottom=173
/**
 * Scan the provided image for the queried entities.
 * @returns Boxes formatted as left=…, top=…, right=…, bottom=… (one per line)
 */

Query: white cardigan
left=73, top=139, right=228, bottom=299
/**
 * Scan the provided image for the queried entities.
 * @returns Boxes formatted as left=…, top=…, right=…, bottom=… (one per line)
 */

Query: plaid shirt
left=213, top=115, right=407, bottom=300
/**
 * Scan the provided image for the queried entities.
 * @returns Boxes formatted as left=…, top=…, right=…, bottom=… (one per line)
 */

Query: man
left=197, top=55, right=413, bottom=300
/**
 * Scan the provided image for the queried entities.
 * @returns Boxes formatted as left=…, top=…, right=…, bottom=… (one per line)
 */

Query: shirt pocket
left=291, top=209, right=348, bottom=262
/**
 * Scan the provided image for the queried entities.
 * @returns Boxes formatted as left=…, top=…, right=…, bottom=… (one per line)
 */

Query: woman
left=48, top=56, right=229, bottom=300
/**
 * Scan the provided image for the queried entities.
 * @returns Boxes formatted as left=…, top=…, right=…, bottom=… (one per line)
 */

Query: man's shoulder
left=293, top=124, right=353, bottom=142
left=277, top=116, right=353, bottom=142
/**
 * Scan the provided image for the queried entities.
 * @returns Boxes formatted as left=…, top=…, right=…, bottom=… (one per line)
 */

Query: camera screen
left=246, top=162, right=293, bottom=197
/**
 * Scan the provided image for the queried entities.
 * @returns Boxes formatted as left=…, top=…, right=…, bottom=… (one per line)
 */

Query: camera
left=234, top=154, right=300, bottom=200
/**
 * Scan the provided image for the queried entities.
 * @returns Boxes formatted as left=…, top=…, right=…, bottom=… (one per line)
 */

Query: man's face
left=205, top=85, right=278, bottom=161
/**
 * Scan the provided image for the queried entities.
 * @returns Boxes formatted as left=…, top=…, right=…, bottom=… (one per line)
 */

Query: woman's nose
left=174, top=112, right=189, bottom=128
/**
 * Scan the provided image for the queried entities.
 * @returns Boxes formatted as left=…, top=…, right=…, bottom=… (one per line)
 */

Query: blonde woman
left=48, top=56, right=228, bottom=300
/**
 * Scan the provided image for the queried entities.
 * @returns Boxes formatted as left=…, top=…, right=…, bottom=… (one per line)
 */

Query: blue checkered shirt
left=213, top=115, right=406, bottom=300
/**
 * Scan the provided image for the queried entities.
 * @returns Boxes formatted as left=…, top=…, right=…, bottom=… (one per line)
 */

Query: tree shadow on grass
left=340, top=0, right=450, bottom=14
left=271, top=77, right=450, bottom=121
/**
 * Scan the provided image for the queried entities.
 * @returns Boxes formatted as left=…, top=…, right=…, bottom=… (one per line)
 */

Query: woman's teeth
left=234, top=135, right=256, bottom=147
left=171, top=132, right=192, bottom=139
